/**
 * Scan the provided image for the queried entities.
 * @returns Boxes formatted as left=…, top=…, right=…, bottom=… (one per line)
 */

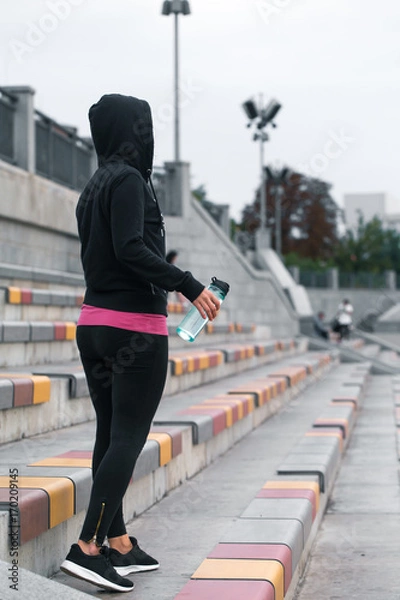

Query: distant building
left=385, top=214, right=400, bottom=233
left=344, top=192, right=386, bottom=229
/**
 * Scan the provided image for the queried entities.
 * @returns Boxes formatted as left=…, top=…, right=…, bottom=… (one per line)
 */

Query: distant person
left=60, top=94, right=220, bottom=593
left=166, top=249, right=188, bottom=307
left=313, top=311, right=329, bottom=340
left=166, top=249, right=178, bottom=265
left=335, top=298, right=353, bottom=341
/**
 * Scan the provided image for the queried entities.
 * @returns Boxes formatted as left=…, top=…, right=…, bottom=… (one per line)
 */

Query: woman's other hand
left=192, top=288, right=220, bottom=321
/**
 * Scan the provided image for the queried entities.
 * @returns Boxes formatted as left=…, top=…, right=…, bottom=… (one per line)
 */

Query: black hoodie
left=76, top=94, right=204, bottom=315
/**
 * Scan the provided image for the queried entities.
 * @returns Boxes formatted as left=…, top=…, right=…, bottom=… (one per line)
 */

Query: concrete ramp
left=306, top=337, right=400, bottom=375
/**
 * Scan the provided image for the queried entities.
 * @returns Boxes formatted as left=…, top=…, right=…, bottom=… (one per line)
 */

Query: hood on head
left=89, top=94, right=154, bottom=181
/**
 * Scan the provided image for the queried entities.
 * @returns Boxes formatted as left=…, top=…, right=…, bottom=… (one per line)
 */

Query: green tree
left=335, top=214, right=400, bottom=273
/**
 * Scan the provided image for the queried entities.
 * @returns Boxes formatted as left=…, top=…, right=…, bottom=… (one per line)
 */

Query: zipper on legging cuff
left=87, top=501, right=105, bottom=546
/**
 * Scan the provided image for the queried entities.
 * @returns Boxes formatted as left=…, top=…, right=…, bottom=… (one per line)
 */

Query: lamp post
left=242, top=97, right=282, bottom=248
left=265, top=166, right=291, bottom=257
left=161, top=0, right=191, bottom=162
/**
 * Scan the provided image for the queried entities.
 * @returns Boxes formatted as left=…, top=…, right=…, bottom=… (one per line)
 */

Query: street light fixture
left=242, top=96, right=282, bottom=247
left=161, top=1, right=191, bottom=162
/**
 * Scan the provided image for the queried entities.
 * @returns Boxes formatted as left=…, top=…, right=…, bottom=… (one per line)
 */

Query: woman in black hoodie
left=61, top=94, right=219, bottom=593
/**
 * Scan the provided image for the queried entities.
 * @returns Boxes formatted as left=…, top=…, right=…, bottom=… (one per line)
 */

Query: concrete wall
left=0, top=158, right=299, bottom=335
left=165, top=200, right=299, bottom=337
left=0, top=160, right=81, bottom=273
left=307, top=287, right=400, bottom=326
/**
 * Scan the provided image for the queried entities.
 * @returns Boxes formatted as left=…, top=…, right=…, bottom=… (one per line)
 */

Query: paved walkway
left=294, top=376, right=400, bottom=600
left=52, top=363, right=351, bottom=599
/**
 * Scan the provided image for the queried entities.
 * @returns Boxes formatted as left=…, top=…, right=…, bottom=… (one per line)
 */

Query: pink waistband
left=77, top=304, right=168, bottom=336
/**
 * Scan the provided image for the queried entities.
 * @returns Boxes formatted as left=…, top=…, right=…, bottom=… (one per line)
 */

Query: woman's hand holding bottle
left=192, top=287, right=220, bottom=321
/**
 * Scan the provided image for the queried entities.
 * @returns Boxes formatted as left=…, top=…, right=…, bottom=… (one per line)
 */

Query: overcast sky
left=1, top=0, right=399, bottom=220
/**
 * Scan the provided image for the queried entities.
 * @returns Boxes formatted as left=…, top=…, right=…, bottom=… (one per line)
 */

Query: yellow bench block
left=8, top=287, right=21, bottom=304
left=147, top=432, right=172, bottom=466
left=30, top=458, right=92, bottom=468
left=199, top=354, right=209, bottom=370
left=192, top=558, right=284, bottom=600
left=172, top=358, right=183, bottom=376
left=0, top=476, right=74, bottom=528
left=187, top=356, right=195, bottom=373
left=32, top=375, right=52, bottom=404
left=263, top=480, right=320, bottom=511
left=65, top=322, right=77, bottom=340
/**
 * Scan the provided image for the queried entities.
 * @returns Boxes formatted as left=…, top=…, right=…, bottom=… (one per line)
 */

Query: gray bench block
left=134, top=440, right=160, bottom=480
left=316, top=404, right=355, bottom=432
left=70, top=373, right=89, bottom=398
left=31, top=366, right=89, bottom=398
left=32, top=290, right=52, bottom=305
left=277, top=446, right=340, bottom=494
left=50, top=291, right=69, bottom=306
left=0, top=379, right=13, bottom=409
left=154, top=414, right=213, bottom=445
left=241, top=498, right=313, bottom=547
left=30, top=322, right=55, bottom=342
left=221, top=518, right=303, bottom=574
left=2, top=322, right=30, bottom=342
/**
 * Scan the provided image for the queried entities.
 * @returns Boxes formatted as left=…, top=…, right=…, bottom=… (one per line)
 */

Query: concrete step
left=0, top=339, right=306, bottom=443
left=0, top=351, right=336, bottom=582
left=48, top=360, right=371, bottom=599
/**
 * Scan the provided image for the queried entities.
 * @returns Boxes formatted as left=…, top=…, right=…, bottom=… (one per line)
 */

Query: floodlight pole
left=174, top=12, right=180, bottom=162
left=275, top=184, right=282, bottom=257
left=260, top=133, right=266, bottom=232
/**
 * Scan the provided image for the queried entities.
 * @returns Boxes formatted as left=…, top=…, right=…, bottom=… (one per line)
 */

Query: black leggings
left=77, top=325, right=169, bottom=546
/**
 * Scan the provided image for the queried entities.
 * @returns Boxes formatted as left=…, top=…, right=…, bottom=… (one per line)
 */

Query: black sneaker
left=109, top=536, right=160, bottom=576
left=60, top=544, right=134, bottom=593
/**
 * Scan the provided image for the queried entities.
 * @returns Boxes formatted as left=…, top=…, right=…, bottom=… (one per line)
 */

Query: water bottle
left=176, top=276, right=230, bottom=342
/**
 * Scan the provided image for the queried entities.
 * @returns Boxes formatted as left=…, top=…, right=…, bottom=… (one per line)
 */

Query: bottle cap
left=211, top=276, right=230, bottom=296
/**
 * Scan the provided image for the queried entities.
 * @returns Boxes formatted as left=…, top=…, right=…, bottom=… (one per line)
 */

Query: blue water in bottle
left=176, top=277, right=230, bottom=342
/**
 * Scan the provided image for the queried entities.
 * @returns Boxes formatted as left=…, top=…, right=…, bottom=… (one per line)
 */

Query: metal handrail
left=34, top=109, right=93, bottom=150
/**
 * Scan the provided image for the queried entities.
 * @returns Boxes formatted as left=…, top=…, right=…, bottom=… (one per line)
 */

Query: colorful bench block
left=5, top=286, right=84, bottom=307
left=268, top=366, right=307, bottom=386
left=208, top=543, right=292, bottom=594
left=192, top=558, right=284, bottom=600
left=0, top=374, right=51, bottom=408
left=169, top=350, right=224, bottom=376
left=0, top=476, right=74, bottom=529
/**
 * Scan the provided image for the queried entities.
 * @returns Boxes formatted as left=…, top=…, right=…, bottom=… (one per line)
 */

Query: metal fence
left=299, top=270, right=329, bottom=288
left=35, top=110, right=93, bottom=190
left=299, top=269, right=389, bottom=289
left=338, top=271, right=386, bottom=289
left=0, top=88, right=17, bottom=164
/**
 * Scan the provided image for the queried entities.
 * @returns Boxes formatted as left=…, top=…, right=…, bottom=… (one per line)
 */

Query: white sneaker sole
left=114, top=563, right=160, bottom=576
left=60, top=559, right=134, bottom=593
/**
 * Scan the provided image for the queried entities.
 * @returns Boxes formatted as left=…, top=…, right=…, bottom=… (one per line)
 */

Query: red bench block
left=174, top=579, right=275, bottom=600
